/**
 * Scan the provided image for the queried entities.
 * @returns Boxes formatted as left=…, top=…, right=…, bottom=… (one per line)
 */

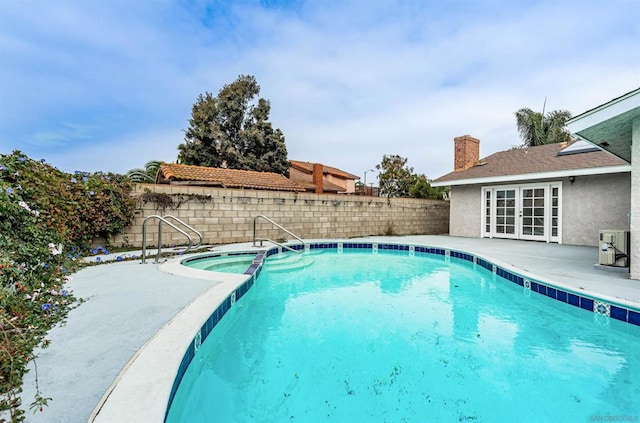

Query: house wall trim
left=431, top=165, right=630, bottom=187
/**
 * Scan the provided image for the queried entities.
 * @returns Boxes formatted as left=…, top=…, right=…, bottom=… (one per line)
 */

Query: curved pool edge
left=465, top=247, right=640, bottom=312
left=89, top=239, right=640, bottom=423
left=89, top=250, right=260, bottom=423
left=161, top=249, right=261, bottom=279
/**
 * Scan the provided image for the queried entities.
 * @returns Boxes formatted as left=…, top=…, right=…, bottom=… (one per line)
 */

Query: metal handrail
left=163, top=214, right=203, bottom=250
left=252, top=214, right=305, bottom=254
left=141, top=215, right=198, bottom=264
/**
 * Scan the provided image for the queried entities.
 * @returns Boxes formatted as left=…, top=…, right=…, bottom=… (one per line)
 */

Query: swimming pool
left=181, top=252, right=256, bottom=274
left=165, top=243, right=640, bottom=422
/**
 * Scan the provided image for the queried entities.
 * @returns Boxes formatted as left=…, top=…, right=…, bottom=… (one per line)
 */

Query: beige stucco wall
left=562, top=173, right=630, bottom=246
left=288, top=167, right=306, bottom=182
left=289, top=168, right=356, bottom=193
left=448, top=173, right=631, bottom=246
left=449, top=185, right=482, bottom=238
left=107, top=184, right=450, bottom=247
left=325, top=174, right=356, bottom=193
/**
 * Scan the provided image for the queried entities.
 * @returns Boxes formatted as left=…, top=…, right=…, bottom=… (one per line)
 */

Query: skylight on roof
left=557, top=140, right=601, bottom=156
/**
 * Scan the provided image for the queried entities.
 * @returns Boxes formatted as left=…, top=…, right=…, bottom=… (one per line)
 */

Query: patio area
left=19, top=235, right=640, bottom=423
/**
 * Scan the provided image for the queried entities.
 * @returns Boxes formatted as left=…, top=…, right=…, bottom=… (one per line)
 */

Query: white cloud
left=1, top=0, right=639, bottom=183
left=38, top=126, right=183, bottom=174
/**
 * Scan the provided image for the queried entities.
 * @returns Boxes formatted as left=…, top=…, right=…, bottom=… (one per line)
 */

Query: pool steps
left=264, top=253, right=315, bottom=272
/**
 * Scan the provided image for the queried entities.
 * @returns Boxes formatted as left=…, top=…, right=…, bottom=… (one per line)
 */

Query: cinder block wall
left=106, top=184, right=450, bottom=247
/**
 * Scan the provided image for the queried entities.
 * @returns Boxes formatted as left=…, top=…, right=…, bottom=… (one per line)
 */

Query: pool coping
left=89, top=239, right=640, bottom=423
left=89, top=264, right=251, bottom=423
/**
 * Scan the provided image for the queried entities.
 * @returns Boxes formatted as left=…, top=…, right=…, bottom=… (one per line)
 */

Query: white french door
left=482, top=183, right=561, bottom=243
left=494, top=188, right=517, bottom=239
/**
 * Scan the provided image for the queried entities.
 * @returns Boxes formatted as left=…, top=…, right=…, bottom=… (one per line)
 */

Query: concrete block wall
left=107, top=184, right=450, bottom=247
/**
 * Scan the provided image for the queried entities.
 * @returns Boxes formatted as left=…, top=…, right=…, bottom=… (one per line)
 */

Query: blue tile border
left=166, top=240, right=640, bottom=420
left=297, top=242, right=639, bottom=326
left=165, top=268, right=259, bottom=421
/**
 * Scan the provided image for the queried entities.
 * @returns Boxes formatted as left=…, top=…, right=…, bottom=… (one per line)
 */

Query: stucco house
left=289, top=160, right=359, bottom=194
left=566, top=88, right=640, bottom=280
left=431, top=135, right=631, bottom=246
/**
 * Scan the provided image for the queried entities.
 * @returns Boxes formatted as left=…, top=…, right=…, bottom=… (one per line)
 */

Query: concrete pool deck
left=19, top=235, right=640, bottom=422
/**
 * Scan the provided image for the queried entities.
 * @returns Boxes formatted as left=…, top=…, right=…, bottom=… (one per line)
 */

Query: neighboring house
left=289, top=160, right=359, bottom=194
left=156, top=163, right=305, bottom=192
left=566, top=88, right=640, bottom=280
left=431, top=135, right=631, bottom=246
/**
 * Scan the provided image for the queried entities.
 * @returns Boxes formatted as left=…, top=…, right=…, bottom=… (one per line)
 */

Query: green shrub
left=0, top=151, right=136, bottom=421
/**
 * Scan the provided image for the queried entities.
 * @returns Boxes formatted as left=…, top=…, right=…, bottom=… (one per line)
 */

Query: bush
left=0, top=151, right=136, bottom=421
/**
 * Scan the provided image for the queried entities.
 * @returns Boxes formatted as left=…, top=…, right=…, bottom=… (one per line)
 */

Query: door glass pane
left=551, top=186, right=559, bottom=240
left=521, top=187, right=545, bottom=238
left=494, top=189, right=516, bottom=237
left=484, top=190, right=491, bottom=235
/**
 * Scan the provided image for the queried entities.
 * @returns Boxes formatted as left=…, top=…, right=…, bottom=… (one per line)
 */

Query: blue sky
left=1, top=0, right=638, bottom=182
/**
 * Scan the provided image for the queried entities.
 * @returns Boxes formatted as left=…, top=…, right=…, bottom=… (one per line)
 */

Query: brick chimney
left=313, top=163, right=324, bottom=193
left=454, top=135, right=480, bottom=172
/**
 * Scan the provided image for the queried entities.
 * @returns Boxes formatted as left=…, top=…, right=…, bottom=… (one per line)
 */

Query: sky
left=1, top=0, right=639, bottom=184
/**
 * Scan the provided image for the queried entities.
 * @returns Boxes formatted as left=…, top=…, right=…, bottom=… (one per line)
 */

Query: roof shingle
left=433, top=141, right=628, bottom=184
left=156, top=163, right=305, bottom=192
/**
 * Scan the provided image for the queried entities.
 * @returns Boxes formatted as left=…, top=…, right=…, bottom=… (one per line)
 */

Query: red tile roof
left=156, top=163, right=305, bottom=192
left=289, top=160, right=359, bottom=180
left=433, top=141, right=628, bottom=185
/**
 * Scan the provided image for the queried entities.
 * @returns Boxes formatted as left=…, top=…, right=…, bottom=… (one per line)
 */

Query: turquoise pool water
left=167, top=250, right=640, bottom=422
left=182, top=254, right=254, bottom=274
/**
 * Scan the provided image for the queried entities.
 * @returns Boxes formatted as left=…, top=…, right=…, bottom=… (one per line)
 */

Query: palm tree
left=126, top=160, right=163, bottom=182
left=515, top=100, right=572, bottom=147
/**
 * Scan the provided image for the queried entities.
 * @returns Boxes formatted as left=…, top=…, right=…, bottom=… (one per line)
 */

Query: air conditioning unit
left=598, top=230, right=630, bottom=267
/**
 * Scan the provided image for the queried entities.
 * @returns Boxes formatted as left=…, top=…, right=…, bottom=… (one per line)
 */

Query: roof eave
left=430, top=165, right=631, bottom=187
left=566, top=88, right=640, bottom=163
left=567, top=88, right=640, bottom=130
